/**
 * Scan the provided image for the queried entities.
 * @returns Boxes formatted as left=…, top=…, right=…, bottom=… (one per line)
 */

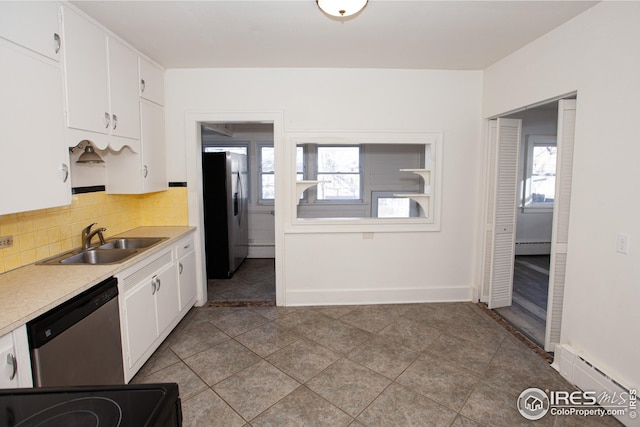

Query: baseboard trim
left=284, top=286, right=473, bottom=306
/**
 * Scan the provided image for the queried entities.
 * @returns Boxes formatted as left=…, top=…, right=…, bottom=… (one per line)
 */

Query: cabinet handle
left=60, top=163, right=69, bottom=183
left=179, top=262, right=183, bottom=275
left=140, top=79, right=145, bottom=94
left=112, top=114, right=118, bottom=130
left=151, top=276, right=157, bottom=295
left=104, top=112, right=111, bottom=129
left=143, top=165, right=148, bottom=178
left=53, top=33, right=61, bottom=54
left=7, top=353, right=17, bottom=381
left=156, top=277, right=161, bottom=292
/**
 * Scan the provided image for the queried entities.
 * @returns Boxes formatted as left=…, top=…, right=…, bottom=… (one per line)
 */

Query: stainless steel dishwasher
left=27, top=276, right=125, bottom=387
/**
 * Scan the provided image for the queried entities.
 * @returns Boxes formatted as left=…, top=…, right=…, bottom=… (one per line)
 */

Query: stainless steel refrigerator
left=202, top=151, right=249, bottom=279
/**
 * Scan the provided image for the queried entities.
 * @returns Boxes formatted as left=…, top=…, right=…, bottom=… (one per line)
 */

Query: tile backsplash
left=0, top=188, right=188, bottom=273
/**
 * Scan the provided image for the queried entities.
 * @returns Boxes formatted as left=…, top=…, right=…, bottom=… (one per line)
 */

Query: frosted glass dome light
left=316, top=0, right=368, bottom=17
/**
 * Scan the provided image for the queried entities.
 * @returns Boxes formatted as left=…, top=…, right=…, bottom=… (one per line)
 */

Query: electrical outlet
left=616, top=233, right=630, bottom=254
left=0, top=235, right=14, bottom=249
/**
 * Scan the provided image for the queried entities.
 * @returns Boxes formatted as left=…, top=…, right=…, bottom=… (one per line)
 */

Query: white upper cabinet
left=139, top=57, right=164, bottom=106
left=0, top=1, right=61, bottom=61
left=61, top=6, right=140, bottom=147
left=106, top=100, right=167, bottom=194
left=61, top=7, right=109, bottom=136
left=108, top=37, right=142, bottom=140
left=0, top=25, right=71, bottom=215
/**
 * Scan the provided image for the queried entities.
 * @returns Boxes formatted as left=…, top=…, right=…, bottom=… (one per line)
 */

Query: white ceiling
left=71, top=0, right=597, bottom=70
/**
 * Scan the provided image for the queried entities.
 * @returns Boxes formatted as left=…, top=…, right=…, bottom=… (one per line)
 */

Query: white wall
left=483, top=2, right=640, bottom=391
left=165, top=68, right=483, bottom=305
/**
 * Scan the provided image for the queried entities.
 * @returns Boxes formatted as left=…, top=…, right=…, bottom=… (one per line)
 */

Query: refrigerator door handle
left=236, top=171, right=244, bottom=224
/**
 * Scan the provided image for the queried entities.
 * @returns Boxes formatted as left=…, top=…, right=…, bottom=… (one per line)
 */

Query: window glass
left=296, top=146, right=304, bottom=181
left=260, top=146, right=275, bottom=200
left=523, top=137, right=557, bottom=209
left=377, top=197, right=412, bottom=218
left=530, top=145, right=556, bottom=203
left=317, top=146, right=360, bottom=200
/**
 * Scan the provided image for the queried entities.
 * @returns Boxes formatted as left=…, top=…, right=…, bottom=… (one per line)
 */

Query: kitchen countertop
left=0, top=226, right=195, bottom=336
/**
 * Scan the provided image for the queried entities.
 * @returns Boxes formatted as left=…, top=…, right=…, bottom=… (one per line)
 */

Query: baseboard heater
left=515, top=241, right=551, bottom=255
left=554, top=344, right=637, bottom=426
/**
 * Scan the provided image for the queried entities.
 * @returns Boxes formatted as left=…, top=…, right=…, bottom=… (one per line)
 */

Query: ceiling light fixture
left=316, top=0, right=368, bottom=17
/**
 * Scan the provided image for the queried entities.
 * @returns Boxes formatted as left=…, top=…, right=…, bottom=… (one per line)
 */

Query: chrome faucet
left=82, top=223, right=106, bottom=250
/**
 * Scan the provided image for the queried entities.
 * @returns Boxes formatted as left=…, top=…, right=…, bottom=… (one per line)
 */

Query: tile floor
left=207, top=259, right=276, bottom=303
left=132, top=301, right=622, bottom=426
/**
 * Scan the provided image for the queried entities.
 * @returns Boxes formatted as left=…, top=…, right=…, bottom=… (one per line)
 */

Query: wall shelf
left=295, top=180, right=330, bottom=205
left=397, top=169, right=432, bottom=217
left=393, top=193, right=430, bottom=218
left=399, top=168, right=431, bottom=186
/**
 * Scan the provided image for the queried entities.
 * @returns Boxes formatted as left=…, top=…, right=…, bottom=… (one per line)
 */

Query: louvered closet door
left=545, top=99, right=577, bottom=352
left=483, top=118, right=522, bottom=309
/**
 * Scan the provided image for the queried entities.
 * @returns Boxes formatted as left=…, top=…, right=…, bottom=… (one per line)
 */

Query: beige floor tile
left=266, top=338, right=340, bottom=383
left=181, top=389, right=245, bottom=427
left=250, top=386, right=353, bottom=427
left=306, top=358, right=391, bottom=417
left=235, top=321, right=301, bottom=357
left=397, top=352, right=481, bottom=411
left=184, top=339, right=261, bottom=386
left=213, top=360, right=300, bottom=421
left=357, top=383, right=456, bottom=427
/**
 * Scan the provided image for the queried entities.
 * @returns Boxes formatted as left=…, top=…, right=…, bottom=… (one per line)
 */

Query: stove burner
left=15, top=396, right=122, bottom=427
left=1, top=383, right=181, bottom=427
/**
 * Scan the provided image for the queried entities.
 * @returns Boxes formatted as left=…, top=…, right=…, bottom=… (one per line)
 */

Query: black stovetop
left=0, top=383, right=180, bottom=427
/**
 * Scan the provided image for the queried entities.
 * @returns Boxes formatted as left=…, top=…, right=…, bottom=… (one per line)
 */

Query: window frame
left=299, top=144, right=364, bottom=204
left=287, top=131, right=443, bottom=233
left=522, top=135, right=557, bottom=213
left=257, top=143, right=275, bottom=205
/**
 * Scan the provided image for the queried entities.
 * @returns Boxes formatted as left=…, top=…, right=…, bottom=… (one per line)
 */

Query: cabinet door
left=62, top=6, right=110, bottom=134
left=0, top=332, right=18, bottom=389
left=178, top=251, right=197, bottom=311
left=0, top=1, right=61, bottom=61
left=122, top=279, right=157, bottom=370
left=108, top=37, right=140, bottom=140
left=139, top=57, right=164, bottom=106
left=0, top=41, right=71, bottom=215
left=154, top=263, right=179, bottom=336
left=140, top=100, right=167, bottom=192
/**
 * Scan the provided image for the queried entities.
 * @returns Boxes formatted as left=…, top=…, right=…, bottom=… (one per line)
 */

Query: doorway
left=201, top=122, right=276, bottom=304
left=482, top=97, right=576, bottom=352
left=494, top=103, right=558, bottom=347
left=183, top=111, right=284, bottom=308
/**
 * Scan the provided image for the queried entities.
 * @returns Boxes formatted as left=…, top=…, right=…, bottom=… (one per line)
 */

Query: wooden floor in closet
left=494, top=255, right=550, bottom=347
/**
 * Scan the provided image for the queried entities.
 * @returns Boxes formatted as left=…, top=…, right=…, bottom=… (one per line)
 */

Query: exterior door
left=482, top=118, right=522, bottom=309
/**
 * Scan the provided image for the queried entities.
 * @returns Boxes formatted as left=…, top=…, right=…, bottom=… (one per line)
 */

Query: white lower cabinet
left=0, top=325, right=33, bottom=389
left=118, top=249, right=178, bottom=382
left=117, top=232, right=197, bottom=382
left=176, top=235, right=197, bottom=312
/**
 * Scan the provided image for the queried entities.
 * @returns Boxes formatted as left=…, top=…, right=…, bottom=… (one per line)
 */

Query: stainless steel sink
left=59, top=249, right=138, bottom=265
left=97, top=237, right=167, bottom=250
left=36, top=237, right=168, bottom=265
